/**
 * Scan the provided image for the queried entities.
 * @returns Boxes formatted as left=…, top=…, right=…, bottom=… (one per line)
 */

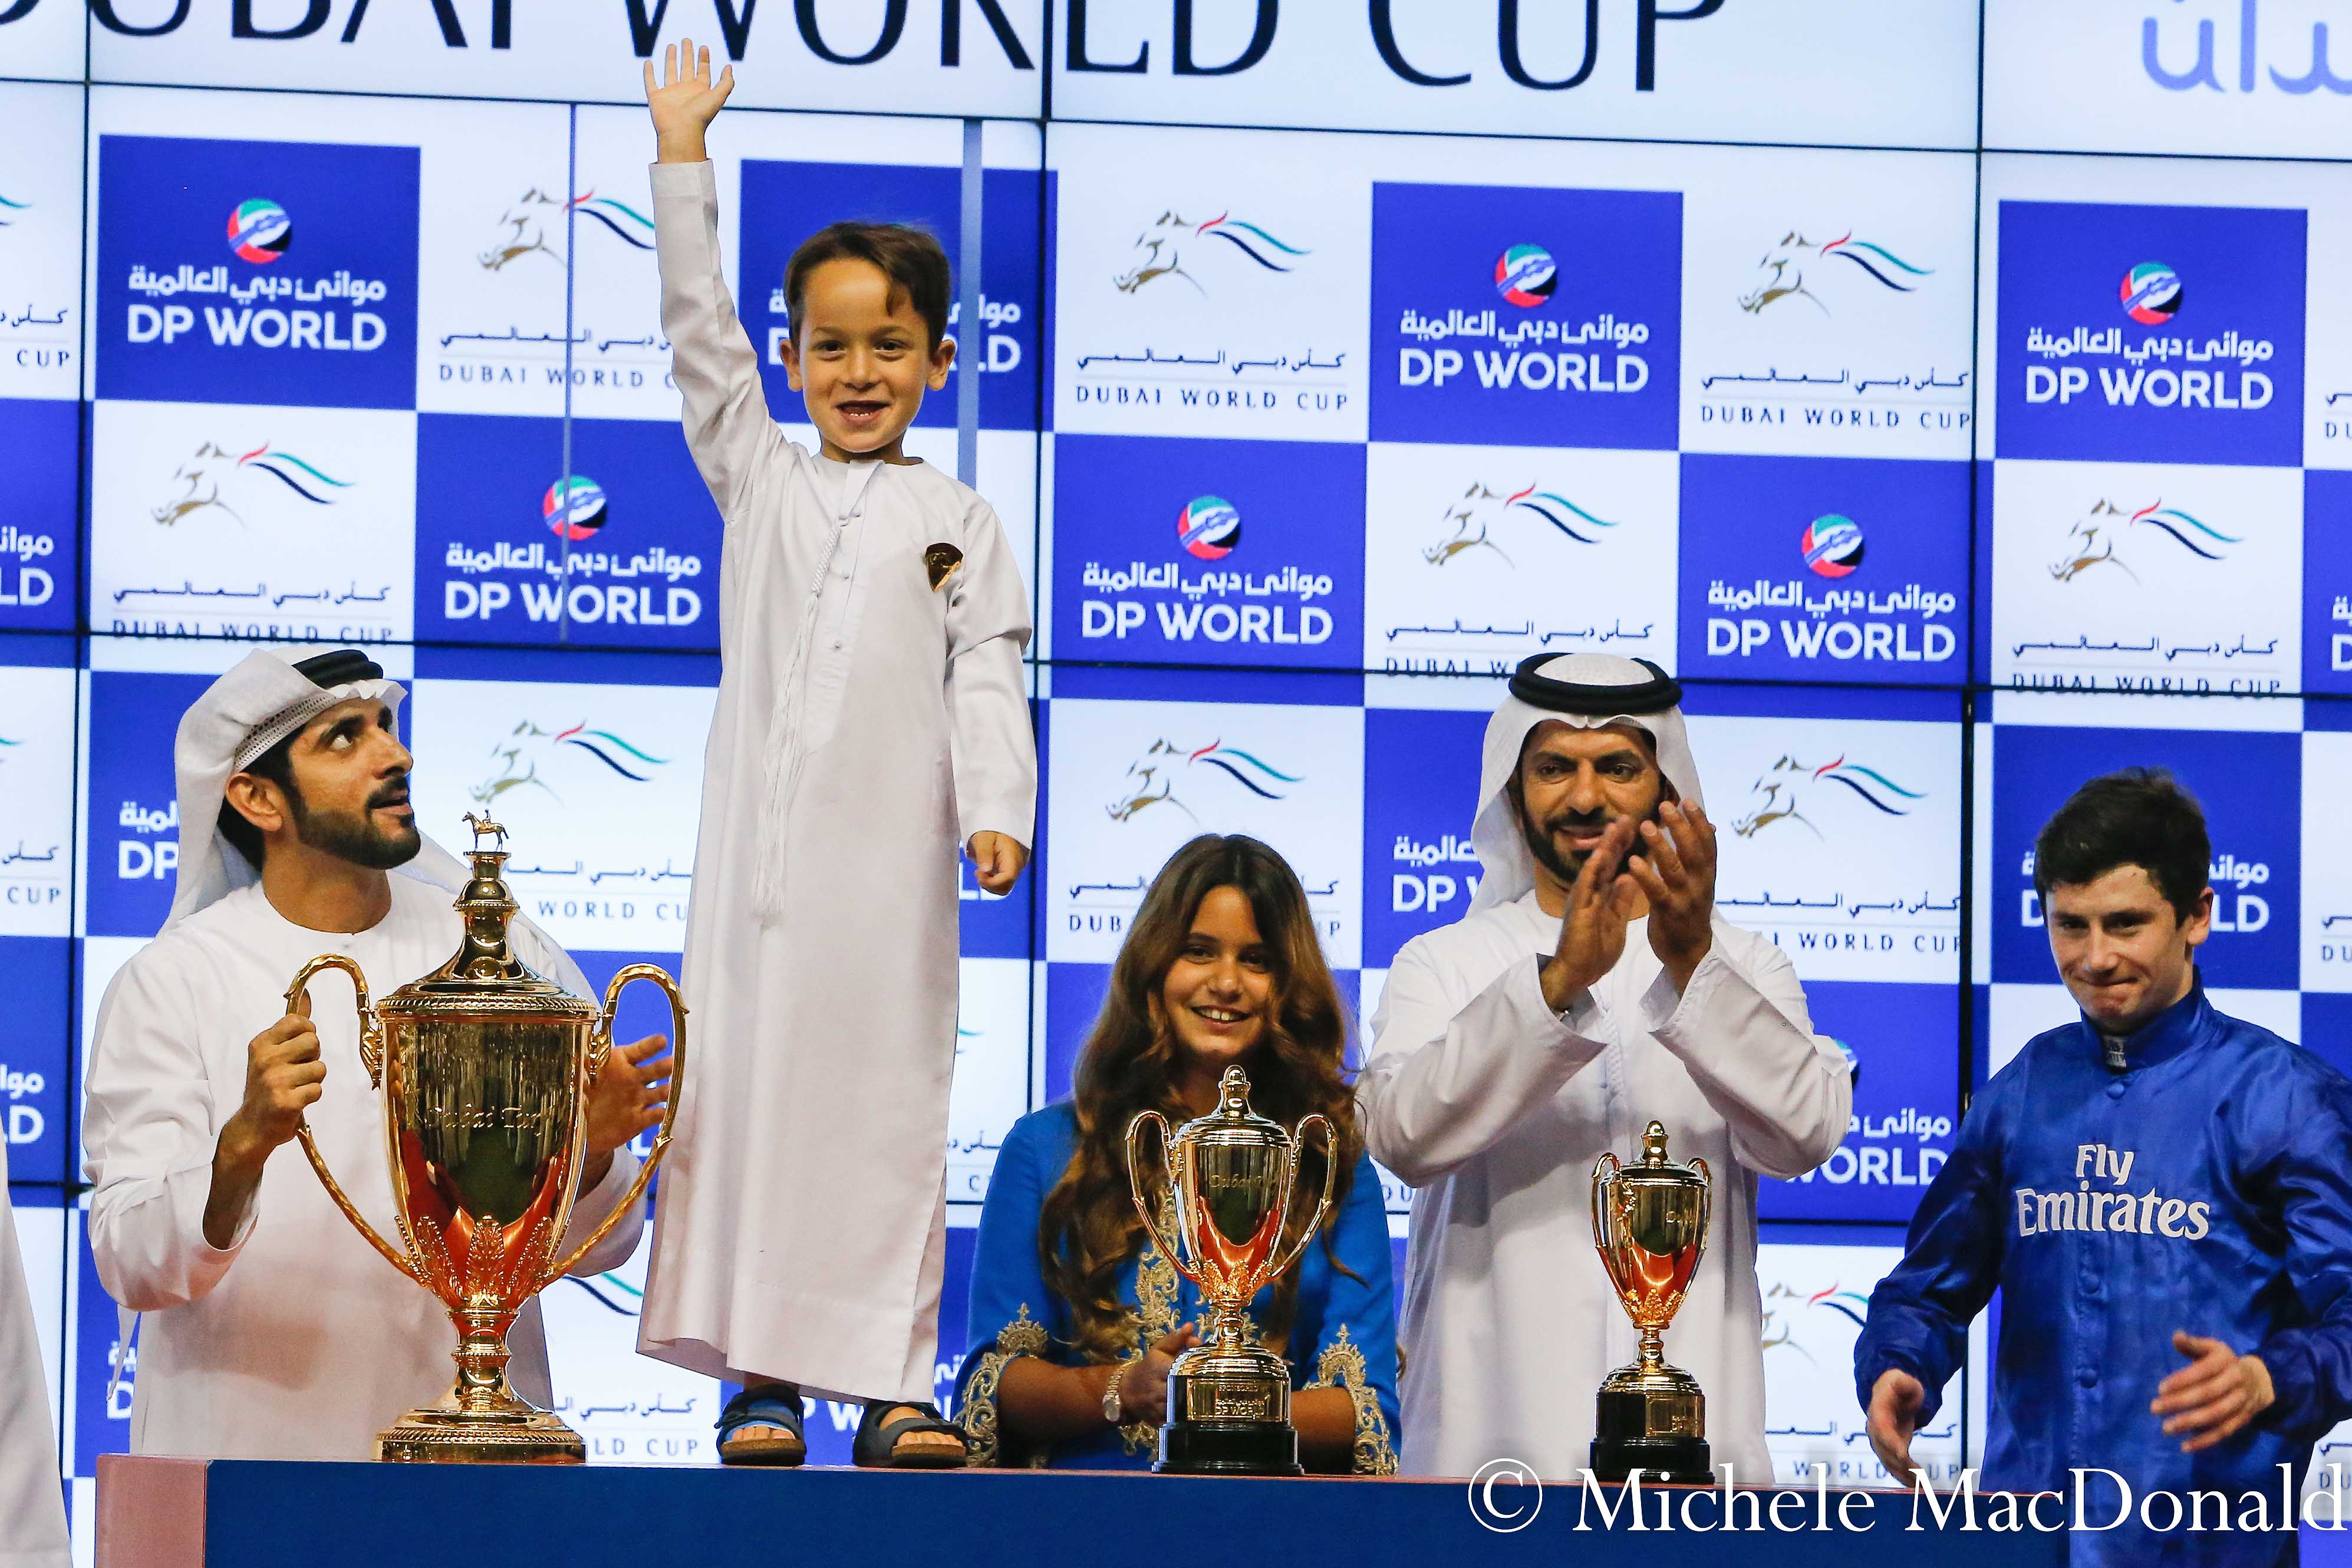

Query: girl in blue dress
left=956, top=834, right=1400, bottom=1473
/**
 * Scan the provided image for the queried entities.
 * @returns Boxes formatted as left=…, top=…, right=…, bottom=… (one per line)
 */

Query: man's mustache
left=365, top=774, right=413, bottom=811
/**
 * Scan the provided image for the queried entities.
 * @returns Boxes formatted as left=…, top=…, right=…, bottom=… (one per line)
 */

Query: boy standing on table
left=634, top=39, right=1037, bottom=1468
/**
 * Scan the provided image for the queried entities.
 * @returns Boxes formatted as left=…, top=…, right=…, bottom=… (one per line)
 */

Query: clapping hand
left=1539, top=817, right=1641, bottom=1013
left=645, top=36, right=736, bottom=164
left=1628, top=801, right=1716, bottom=993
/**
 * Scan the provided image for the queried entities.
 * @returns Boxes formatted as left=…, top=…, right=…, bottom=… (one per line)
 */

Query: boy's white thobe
left=635, top=160, right=1036, bottom=1402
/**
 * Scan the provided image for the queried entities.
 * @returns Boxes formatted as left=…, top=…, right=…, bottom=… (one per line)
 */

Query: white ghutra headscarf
left=1467, top=653, right=1708, bottom=915
left=166, top=648, right=475, bottom=932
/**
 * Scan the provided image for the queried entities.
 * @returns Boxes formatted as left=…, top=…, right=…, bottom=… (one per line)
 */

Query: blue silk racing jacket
left=1854, top=984, right=2352, bottom=1566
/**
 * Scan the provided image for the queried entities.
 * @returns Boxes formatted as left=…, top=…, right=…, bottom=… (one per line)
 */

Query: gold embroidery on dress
left=1118, top=1200, right=1182, bottom=1454
left=958, top=1304, right=1051, bottom=1468
left=1306, top=1325, right=1399, bottom=1476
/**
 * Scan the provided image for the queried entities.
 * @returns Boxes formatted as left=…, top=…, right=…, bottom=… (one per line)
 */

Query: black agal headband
left=1507, top=655, right=1683, bottom=716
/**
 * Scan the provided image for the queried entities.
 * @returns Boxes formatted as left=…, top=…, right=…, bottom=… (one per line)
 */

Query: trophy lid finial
left=1641, top=1120, right=1670, bottom=1165
left=1218, top=1064, right=1251, bottom=1112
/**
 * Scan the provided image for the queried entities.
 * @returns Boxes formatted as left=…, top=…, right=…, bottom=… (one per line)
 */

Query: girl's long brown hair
left=1037, top=834, right=1364, bottom=1363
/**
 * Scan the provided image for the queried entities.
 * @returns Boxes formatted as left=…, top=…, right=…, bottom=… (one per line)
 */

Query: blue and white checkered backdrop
left=11, top=0, right=2352, bottom=1543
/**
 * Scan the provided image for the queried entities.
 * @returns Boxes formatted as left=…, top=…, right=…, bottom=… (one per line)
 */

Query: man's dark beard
left=1514, top=792, right=1658, bottom=887
left=286, top=773, right=421, bottom=870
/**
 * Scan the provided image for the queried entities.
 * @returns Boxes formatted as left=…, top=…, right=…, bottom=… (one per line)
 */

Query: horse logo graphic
left=1738, top=230, right=1931, bottom=316
left=471, top=720, right=671, bottom=806
left=1114, top=210, right=1309, bottom=295
left=0, top=192, right=29, bottom=228
left=1760, top=1280, right=1872, bottom=1362
left=1422, top=482, right=1619, bottom=567
left=1731, top=755, right=1926, bottom=839
left=2047, top=499, right=2240, bottom=584
left=1105, top=739, right=1301, bottom=823
left=477, top=187, right=656, bottom=272
left=149, top=442, right=353, bottom=526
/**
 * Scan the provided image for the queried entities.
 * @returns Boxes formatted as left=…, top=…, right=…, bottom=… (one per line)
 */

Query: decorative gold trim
left=1306, top=1325, right=1398, bottom=1476
left=1118, top=1206, right=1182, bottom=1455
left=958, top=1305, right=1051, bottom=1468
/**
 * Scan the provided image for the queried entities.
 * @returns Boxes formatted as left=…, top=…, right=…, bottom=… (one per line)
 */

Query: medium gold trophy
left=1126, top=1066, right=1336, bottom=1475
left=1590, top=1119, right=1714, bottom=1484
left=284, top=812, right=686, bottom=1463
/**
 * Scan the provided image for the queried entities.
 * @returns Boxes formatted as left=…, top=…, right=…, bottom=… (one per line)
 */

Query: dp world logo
left=2120, top=262, right=2183, bottom=325
left=1800, top=514, right=1865, bottom=579
left=228, top=199, right=291, bottom=265
left=1176, top=495, right=1240, bottom=561
left=1493, top=244, right=1556, bottom=309
left=543, top=476, right=608, bottom=542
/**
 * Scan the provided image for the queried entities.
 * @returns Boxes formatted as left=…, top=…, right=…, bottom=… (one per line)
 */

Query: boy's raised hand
left=645, top=35, right=736, bottom=164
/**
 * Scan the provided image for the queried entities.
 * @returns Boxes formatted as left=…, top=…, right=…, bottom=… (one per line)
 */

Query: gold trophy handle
left=1124, top=1111, right=1200, bottom=1285
left=1264, top=1113, right=1340, bottom=1283
left=1688, top=1155, right=1712, bottom=1271
left=282, top=956, right=416, bottom=1283
left=1590, top=1150, right=1622, bottom=1253
left=544, top=963, right=689, bottom=1286
left=284, top=953, right=385, bottom=1088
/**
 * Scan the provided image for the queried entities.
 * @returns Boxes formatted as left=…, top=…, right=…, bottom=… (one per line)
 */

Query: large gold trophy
left=1126, top=1066, right=1336, bottom=1475
left=285, top=812, right=686, bottom=1463
left=1590, top=1119, right=1714, bottom=1484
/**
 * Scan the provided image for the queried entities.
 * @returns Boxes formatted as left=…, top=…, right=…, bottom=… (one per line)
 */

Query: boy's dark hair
left=784, top=222, right=951, bottom=351
left=217, top=734, right=299, bottom=872
left=2031, top=767, right=2211, bottom=922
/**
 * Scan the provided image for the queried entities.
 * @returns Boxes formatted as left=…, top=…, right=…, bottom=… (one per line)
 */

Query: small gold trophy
left=1590, top=1119, right=1714, bottom=1484
left=285, top=812, right=687, bottom=1463
left=1126, top=1066, right=1337, bottom=1474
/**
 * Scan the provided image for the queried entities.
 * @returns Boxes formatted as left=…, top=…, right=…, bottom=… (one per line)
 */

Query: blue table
left=95, top=1455, right=2073, bottom=1567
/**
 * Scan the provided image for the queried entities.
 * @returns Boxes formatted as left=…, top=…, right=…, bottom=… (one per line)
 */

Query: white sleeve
left=650, top=159, right=788, bottom=525
left=946, top=499, right=1036, bottom=848
left=82, top=955, right=253, bottom=1313
left=1637, top=935, right=1852, bottom=1179
left=0, top=1157, right=71, bottom=1568
left=1357, top=938, right=1607, bottom=1187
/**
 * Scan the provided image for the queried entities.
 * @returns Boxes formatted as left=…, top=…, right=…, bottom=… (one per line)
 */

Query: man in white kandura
left=0, top=1152, right=70, bottom=1568
left=83, top=650, right=668, bottom=1460
left=1360, top=653, right=1852, bottom=1481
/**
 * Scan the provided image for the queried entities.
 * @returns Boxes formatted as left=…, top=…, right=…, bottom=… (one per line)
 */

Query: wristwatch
left=1101, top=1364, right=1126, bottom=1425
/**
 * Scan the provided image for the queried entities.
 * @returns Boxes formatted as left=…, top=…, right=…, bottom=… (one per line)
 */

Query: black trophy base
left=1589, top=1431, right=1714, bottom=1487
left=1154, top=1421, right=1305, bottom=1476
